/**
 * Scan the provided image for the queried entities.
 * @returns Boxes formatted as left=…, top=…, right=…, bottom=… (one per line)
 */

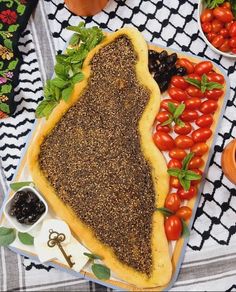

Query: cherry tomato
left=164, top=193, right=181, bottom=212
left=187, top=73, right=201, bottom=81
left=229, top=22, right=236, bottom=37
left=156, top=111, right=170, bottom=123
left=194, top=61, right=213, bottom=75
left=186, top=86, right=204, bottom=98
left=191, top=142, right=209, bottom=156
left=189, top=156, right=204, bottom=169
left=185, top=98, right=201, bottom=110
left=207, top=32, right=217, bottom=42
left=206, top=89, right=224, bottom=100
left=212, top=35, right=224, bottom=48
left=171, top=76, right=189, bottom=90
left=219, top=39, right=230, bottom=52
left=225, top=20, right=234, bottom=30
left=178, top=186, right=197, bottom=200
left=170, top=176, right=181, bottom=189
left=212, top=19, right=223, bottom=33
left=202, top=22, right=212, bottom=33
left=221, top=2, right=231, bottom=9
left=176, top=58, right=194, bottom=74
left=213, top=7, right=233, bottom=23
left=201, top=9, right=214, bottom=22
left=192, top=128, right=212, bottom=143
left=190, top=168, right=203, bottom=186
left=168, top=87, right=188, bottom=101
left=174, top=122, right=192, bottom=135
left=175, top=135, right=194, bottom=149
left=176, top=206, right=192, bottom=220
left=168, top=159, right=182, bottom=169
left=181, top=110, right=198, bottom=122
left=200, top=100, right=218, bottom=114
left=229, top=37, right=236, bottom=48
left=153, top=131, right=175, bottom=151
left=195, top=114, right=213, bottom=127
left=169, top=148, right=187, bottom=160
left=165, top=215, right=182, bottom=241
left=207, top=72, right=225, bottom=84
left=156, top=124, right=171, bottom=133
left=220, top=28, right=230, bottom=38
left=160, top=99, right=180, bottom=111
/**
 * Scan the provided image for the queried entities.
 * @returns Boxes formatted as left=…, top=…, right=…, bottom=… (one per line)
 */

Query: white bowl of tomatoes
left=198, top=0, right=236, bottom=57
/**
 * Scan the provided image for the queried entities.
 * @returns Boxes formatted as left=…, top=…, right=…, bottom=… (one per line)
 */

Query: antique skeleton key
left=47, top=229, right=75, bottom=268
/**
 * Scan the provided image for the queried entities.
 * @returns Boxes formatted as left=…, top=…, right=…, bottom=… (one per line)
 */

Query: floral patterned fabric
left=0, top=0, right=38, bottom=119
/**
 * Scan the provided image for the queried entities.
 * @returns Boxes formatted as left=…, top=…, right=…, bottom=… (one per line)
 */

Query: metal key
left=47, top=229, right=75, bottom=268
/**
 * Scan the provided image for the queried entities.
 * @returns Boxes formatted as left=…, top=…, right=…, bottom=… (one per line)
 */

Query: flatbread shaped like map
left=28, top=28, right=172, bottom=288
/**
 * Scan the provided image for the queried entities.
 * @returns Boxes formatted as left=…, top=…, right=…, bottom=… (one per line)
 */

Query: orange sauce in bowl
left=221, top=139, right=236, bottom=184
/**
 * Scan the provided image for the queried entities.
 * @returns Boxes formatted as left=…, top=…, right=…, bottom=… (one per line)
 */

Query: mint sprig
left=167, top=153, right=201, bottom=191
left=161, top=103, right=185, bottom=127
left=36, top=22, right=105, bottom=119
left=185, top=74, right=223, bottom=93
left=84, top=252, right=110, bottom=280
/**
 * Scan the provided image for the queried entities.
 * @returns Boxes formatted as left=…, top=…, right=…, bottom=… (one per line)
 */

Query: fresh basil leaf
left=167, top=168, right=181, bottom=177
left=185, top=77, right=201, bottom=89
left=71, top=72, right=84, bottom=85
left=156, top=207, right=173, bottom=217
left=67, top=22, right=85, bottom=33
left=62, top=86, right=73, bottom=102
left=51, top=77, right=69, bottom=89
left=10, top=181, right=34, bottom=191
left=83, top=252, right=102, bottom=260
left=179, top=178, right=191, bottom=191
left=174, top=103, right=185, bottom=119
left=69, top=33, right=80, bottom=46
left=184, top=170, right=201, bottom=181
left=205, top=82, right=223, bottom=91
left=182, top=220, right=190, bottom=238
left=36, top=100, right=58, bottom=119
left=54, top=63, right=70, bottom=80
left=18, top=232, right=34, bottom=245
left=201, top=74, right=208, bottom=85
left=56, top=54, right=69, bottom=65
left=182, top=152, right=195, bottom=170
left=176, top=119, right=185, bottom=127
left=168, top=102, right=176, bottom=114
left=0, top=227, right=14, bottom=236
left=0, top=228, right=16, bottom=246
left=161, top=117, right=173, bottom=126
left=91, top=263, right=110, bottom=280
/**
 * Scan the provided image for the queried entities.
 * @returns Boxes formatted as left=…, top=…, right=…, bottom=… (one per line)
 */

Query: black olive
left=154, top=72, right=162, bottom=83
left=158, top=63, right=168, bottom=74
left=158, top=50, right=168, bottom=62
left=21, top=206, right=30, bottom=216
left=168, top=65, right=177, bottom=76
left=159, top=80, right=169, bottom=92
left=166, top=53, right=178, bottom=65
left=148, top=50, right=159, bottom=61
left=148, top=60, right=159, bottom=73
left=176, top=66, right=187, bottom=76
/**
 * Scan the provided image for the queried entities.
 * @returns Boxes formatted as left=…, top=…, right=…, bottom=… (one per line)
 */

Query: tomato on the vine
left=153, top=131, right=175, bottom=151
left=181, top=110, right=198, bottom=122
left=175, top=135, right=194, bottom=149
left=201, top=8, right=214, bottom=22
left=174, top=122, right=192, bottom=135
left=229, top=37, right=236, bottom=48
left=211, top=19, right=223, bottom=33
left=200, top=100, right=218, bottom=114
left=156, top=124, right=171, bottom=133
left=207, top=32, right=217, bottom=42
left=171, top=76, right=189, bottom=90
left=165, top=215, right=182, bottom=241
left=186, top=86, right=204, bottom=98
left=187, top=73, right=201, bottom=81
left=189, top=156, right=204, bottom=169
left=192, top=128, right=212, bottom=143
left=207, top=72, right=225, bottom=84
left=219, top=39, right=230, bottom=52
left=164, top=193, right=181, bottom=212
left=212, top=35, right=224, bottom=48
left=221, top=2, right=231, bottom=9
left=196, top=114, right=213, bottom=128
left=190, top=168, right=203, bottom=185
left=213, top=7, right=233, bottom=23
left=194, top=61, right=213, bottom=75
left=206, top=89, right=224, bottom=100
left=169, top=148, right=187, bottom=160
left=176, top=206, right=192, bottom=220
left=160, top=99, right=180, bottom=111
left=191, top=142, right=209, bottom=156
left=168, top=159, right=182, bottom=169
left=176, top=58, right=194, bottom=74
left=202, top=22, right=212, bottom=33
left=168, top=87, right=188, bottom=101
left=170, top=176, right=181, bottom=189
left=229, top=22, right=236, bottom=37
left=220, top=28, right=229, bottom=38
left=178, top=186, right=197, bottom=200
left=185, top=98, right=201, bottom=110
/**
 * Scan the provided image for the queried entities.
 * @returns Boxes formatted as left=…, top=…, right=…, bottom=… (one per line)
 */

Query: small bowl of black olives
left=4, top=186, right=48, bottom=233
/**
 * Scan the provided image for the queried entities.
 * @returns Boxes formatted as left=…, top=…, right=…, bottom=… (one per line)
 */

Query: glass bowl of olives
left=4, top=186, right=48, bottom=233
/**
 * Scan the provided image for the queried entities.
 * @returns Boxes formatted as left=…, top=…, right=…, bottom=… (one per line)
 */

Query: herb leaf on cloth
left=0, top=227, right=16, bottom=246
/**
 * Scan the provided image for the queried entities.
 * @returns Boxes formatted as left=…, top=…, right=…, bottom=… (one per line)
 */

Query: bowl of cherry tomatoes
left=198, top=0, right=236, bottom=57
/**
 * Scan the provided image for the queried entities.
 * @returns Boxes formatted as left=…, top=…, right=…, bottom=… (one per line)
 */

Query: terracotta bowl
left=221, top=139, right=236, bottom=184
left=64, top=0, right=109, bottom=16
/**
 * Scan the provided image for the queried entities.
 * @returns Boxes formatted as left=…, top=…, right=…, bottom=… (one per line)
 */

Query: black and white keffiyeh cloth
left=0, top=0, right=236, bottom=291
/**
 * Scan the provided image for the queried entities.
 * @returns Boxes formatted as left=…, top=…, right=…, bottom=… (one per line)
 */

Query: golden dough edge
left=27, top=28, right=172, bottom=289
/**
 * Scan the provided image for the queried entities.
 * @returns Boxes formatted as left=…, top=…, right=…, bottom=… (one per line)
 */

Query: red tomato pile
left=200, top=2, right=236, bottom=54
left=153, top=59, right=225, bottom=241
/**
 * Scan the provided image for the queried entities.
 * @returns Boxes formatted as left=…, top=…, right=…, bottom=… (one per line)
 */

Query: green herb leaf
left=62, top=86, right=73, bottom=101
left=179, top=177, right=191, bottom=191
left=205, top=0, right=224, bottom=9
left=182, top=152, right=195, bottom=170
left=161, top=117, right=173, bottom=126
left=205, top=82, right=223, bottom=91
left=71, top=72, right=84, bottom=84
left=51, top=77, right=69, bottom=89
left=184, top=170, right=201, bottom=181
left=176, top=119, right=185, bottom=127
left=167, top=168, right=181, bottom=177
left=35, top=100, right=58, bottom=119
left=69, top=33, right=80, bottom=46
left=231, top=0, right=236, bottom=18
left=83, top=252, right=102, bottom=260
left=168, top=102, right=176, bottom=114
left=56, top=54, right=69, bottom=65
left=174, top=103, right=185, bottom=119
left=18, top=232, right=34, bottom=245
left=185, top=77, right=201, bottom=89
left=91, top=263, right=110, bottom=280
left=0, top=102, right=10, bottom=114
left=54, top=63, right=70, bottom=80
left=10, top=181, right=34, bottom=191
left=0, top=228, right=16, bottom=246
left=182, top=220, right=190, bottom=238
left=156, top=207, right=173, bottom=217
